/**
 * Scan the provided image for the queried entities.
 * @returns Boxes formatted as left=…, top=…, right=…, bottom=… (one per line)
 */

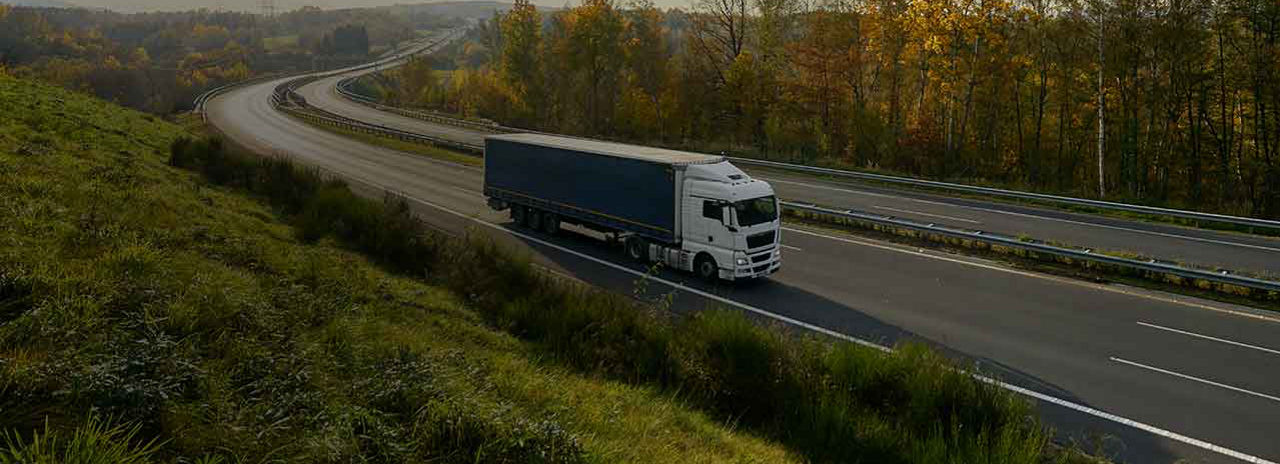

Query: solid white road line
left=1111, top=357, right=1280, bottom=404
left=978, top=207, right=1280, bottom=254
left=781, top=244, right=804, bottom=252
left=386, top=186, right=1275, bottom=464
left=1137, top=321, right=1280, bottom=356
left=256, top=78, right=1280, bottom=464
left=765, top=176, right=1280, bottom=254
left=783, top=226, right=1280, bottom=325
left=873, top=205, right=981, bottom=224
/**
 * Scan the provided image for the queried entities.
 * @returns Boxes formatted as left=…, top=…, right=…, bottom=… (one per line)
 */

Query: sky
left=60, top=0, right=691, bottom=13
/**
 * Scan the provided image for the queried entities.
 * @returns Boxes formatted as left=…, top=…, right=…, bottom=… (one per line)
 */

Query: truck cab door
left=699, top=199, right=733, bottom=251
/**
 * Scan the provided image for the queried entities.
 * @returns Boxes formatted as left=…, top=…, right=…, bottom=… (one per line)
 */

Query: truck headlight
left=774, top=249, right=782, bottom=258
left=735, top=258, right=749, bottom=266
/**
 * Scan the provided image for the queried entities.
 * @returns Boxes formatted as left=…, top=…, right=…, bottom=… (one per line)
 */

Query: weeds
left=0, top=416, right=160, bottom=464
left=170, top=135, right=1067, bottom=463
left=6, top=75, right=790, bottom=464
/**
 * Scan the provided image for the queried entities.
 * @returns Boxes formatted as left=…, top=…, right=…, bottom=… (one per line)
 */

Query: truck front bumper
left=726, top=250, right=781, bottom=280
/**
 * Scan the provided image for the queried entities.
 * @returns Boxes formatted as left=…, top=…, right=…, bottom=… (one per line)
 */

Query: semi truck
left=483, top=133, right=782, bottom=281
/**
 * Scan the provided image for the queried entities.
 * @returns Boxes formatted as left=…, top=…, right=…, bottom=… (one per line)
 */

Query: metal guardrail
left=325, top=65, right=1280, bottom=234
left=335, top=77, right=508, bottom=134
left=731, top=157, right=1280, bottom=232
left=200, top=30, right=457, bottom=119
left=312, top=76, right=1280, bottom=295
left=280, top=104, right=485, bottom=155
left=193, top=73, right=295, bottom=119
left=783, top=202, right=1280, bottom=294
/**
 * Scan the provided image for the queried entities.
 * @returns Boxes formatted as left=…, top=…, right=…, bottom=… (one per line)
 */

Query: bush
left=172, top=136, right=1064, bottom=463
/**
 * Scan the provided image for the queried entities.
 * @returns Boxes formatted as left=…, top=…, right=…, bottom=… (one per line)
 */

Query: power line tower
left=259, top=0, right=277, bottom=18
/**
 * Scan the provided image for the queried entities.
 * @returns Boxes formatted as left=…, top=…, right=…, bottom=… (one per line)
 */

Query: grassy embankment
left=0, top=73, right=1095, bottom=463
left=0, top=73, right=794, bottom=462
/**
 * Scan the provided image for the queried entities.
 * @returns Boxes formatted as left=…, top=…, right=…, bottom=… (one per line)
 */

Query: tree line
left=0, top=5, right=438, bottom=114
left=386, top=0, right=1280, bottom=218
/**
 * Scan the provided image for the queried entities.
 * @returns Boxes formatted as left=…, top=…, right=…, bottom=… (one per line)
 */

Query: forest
left=0, top=4, right=452, bottom=113
left=381, top=0, right=1280, bottom=218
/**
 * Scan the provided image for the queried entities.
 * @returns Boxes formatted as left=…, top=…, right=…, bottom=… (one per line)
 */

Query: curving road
left=301, top=73, right=1280, bottom=278
left=207, top=36, right=1280, bottom=464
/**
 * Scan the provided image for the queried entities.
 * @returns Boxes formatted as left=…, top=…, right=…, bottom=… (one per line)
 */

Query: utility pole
left=1094, top=0, right=1106, bottom=198
left=259, top=0, right=277, bottom=18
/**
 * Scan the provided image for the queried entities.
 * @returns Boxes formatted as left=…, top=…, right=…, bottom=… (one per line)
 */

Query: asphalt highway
left=297, top=73, right=1280, bottom=278
left=207, top=50, right=1280, bottom=463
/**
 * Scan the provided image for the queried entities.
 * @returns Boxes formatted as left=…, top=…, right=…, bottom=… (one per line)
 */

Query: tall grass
left=0, top=416, right=160, bottom=464
left=169, top=136, right=1088, bottom=463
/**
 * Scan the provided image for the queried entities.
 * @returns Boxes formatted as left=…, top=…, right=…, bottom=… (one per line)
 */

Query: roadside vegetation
left=378, top=0, right=1280, bottom=220
left=0, top=73, right=1099, bottom=462
left=0, top=4, right=463, bottom=114
left=0, top=73, right=795, bottom=463
left=295, top=110, right=483, bottom=167
left=167, top=137, right=1092, bottom=464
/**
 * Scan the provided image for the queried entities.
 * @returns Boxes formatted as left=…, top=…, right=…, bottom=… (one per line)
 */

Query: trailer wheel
left=511, top=205, right=526, bottom=226
left=695, top=254, right=718, bottom=282
left=526, top=208, right=542, bottom=230
left=626, top=236, right=648, bottom=262
left=542, top=213, right=560, bottom=235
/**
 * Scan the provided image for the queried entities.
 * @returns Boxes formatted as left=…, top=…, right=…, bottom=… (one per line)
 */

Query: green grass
left=166, top=135, right=1099, bottom=463
left=0, top=74, right=797, bottom=462
left=300, top=114, right=483, bottom=167
left=0, top=72, right=1103, bottom=463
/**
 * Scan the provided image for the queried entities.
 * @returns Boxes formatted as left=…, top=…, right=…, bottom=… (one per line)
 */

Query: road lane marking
left=1111, top=357, right=1280, bottom=404
left=763, top=176, right=1280, bottom=255
left=873, top=205, right=981, bottom=224
left=226, top=74, right=1280, bottom=464
left=783, top=226, right=1280, bottom=325
left=767, top=178, right=904, bottom=200
left=383, top=182, right=1280, bottom=464
left=977, top=208, right=1280, bottom=254
left=376, top=175, right=1280, bottom=328
left=1137, top=322, right=1280, bottom=356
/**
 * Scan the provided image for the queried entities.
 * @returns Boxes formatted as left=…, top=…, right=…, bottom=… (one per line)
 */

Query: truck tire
left=542, top=213, right=560, bottom=235
left=526, top=208, right=542, bottom=230
left=626, top=236, right=648, bottom=262
left=511, top=205, right=526, bottom=226
left=695, top=254, right=718, bottom=282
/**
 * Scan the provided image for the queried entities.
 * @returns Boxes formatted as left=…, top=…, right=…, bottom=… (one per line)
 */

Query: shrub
left=172, top=136, right=1064, bottom=463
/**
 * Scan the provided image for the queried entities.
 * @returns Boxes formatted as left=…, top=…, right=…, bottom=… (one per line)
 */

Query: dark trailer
left=483, top=133, right=723, bottom=245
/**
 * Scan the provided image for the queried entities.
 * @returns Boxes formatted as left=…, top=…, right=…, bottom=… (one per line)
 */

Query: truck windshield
left=733, top=196, right=778, bottom=227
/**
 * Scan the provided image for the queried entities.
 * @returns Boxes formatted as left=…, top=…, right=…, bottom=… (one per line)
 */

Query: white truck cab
left=673, top=162, right=782, bottom=281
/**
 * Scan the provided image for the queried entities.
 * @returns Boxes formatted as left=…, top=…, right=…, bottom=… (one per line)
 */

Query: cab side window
left=702, top=200, right=722, bottom=221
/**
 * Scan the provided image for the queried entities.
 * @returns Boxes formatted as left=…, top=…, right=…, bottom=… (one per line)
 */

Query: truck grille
left=747, top=231, right=776, bottom=249
left=751, top=253, right=772, bottom=263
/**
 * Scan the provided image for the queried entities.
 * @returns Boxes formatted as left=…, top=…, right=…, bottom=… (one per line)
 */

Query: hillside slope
left=0, top=74, right=797, bottom=462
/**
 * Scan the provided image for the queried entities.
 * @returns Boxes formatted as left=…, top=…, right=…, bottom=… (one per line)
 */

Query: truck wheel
left=511, top=205, right=526, bottom=226
left=626, top=236, right=648, bottom=262
left=526, top=208, right=542, bottom=230
left=542, top=213, right=560, bottom=235
left=695, top=254, right=718, bottom=282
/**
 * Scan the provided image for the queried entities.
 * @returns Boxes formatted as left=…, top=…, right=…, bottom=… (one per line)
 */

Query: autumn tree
left=499, top=0, right=542, bottom=120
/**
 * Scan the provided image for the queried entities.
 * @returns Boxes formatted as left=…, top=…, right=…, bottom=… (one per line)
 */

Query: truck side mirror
left=721, top=209, right=737, bottom=232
